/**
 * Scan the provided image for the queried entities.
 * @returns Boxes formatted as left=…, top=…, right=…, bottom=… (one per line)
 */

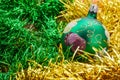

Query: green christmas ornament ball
left=62, top=4, right=109, bottom=54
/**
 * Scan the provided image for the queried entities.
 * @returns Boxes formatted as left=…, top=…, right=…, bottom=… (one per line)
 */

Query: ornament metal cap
left=89, top=4, right=98, bottom=13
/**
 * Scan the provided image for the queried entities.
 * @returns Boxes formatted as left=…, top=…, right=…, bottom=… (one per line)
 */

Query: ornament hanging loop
left=92, top=0, right=98, bottom=4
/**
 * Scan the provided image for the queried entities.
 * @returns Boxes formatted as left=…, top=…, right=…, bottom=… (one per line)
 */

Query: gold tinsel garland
left=16, top=0, right=120, bottom=80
